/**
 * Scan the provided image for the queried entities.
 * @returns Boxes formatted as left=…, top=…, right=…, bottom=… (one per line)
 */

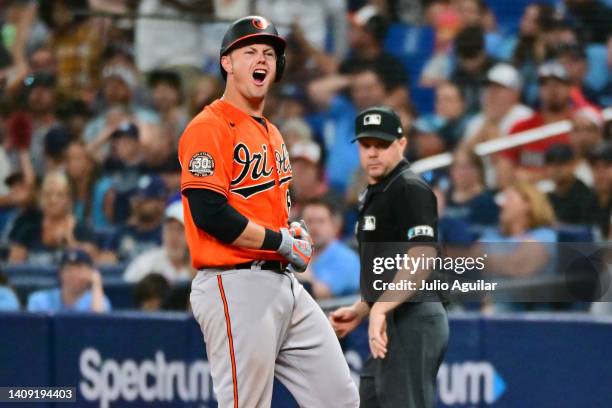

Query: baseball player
left=179, top=16, right=359, bottom=408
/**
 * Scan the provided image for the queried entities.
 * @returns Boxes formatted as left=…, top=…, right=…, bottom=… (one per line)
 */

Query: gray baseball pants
left=190, top=266, right=360, bottom=408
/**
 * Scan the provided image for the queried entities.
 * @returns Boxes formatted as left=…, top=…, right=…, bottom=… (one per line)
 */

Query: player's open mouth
left=252, top=69, right=267, bottom=85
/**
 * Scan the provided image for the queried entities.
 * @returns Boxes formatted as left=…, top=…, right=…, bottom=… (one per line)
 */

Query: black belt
left=234, top=260, right=286, bottom=273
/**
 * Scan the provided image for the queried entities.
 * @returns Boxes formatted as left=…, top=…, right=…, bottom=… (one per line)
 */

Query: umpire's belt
left=217, top=260, right=286, bottom=273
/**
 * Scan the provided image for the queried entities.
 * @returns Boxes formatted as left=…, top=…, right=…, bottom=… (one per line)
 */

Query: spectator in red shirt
left=498, top=61, right=574, bottom=182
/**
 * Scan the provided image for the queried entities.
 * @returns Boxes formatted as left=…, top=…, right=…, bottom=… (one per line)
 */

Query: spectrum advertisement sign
left=1, top=312, right=611, bottom=407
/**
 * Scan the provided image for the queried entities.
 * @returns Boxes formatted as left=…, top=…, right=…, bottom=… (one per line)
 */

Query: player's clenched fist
left=289, top=220, right=312, bottom=244
left=277, top=227, right=312, bottom=272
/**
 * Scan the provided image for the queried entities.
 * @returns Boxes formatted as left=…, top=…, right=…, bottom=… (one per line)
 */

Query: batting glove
left=278, top=227, right=313, bottom=273
left=289, top=220, right=312, bottom=243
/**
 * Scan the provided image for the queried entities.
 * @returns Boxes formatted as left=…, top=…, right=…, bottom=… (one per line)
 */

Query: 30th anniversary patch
left=189, top=152, right=215, bottom=177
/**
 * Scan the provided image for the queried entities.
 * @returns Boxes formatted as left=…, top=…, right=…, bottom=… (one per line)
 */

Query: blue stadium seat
left=384, top=23, right=436, bottom=114
left=485, top=0, right=556, bottom=34
left=585, top=44, right=609, bottom=92
left=411, top=86, right=436, bottom=114
left=556, top=225, right=595, bottom=243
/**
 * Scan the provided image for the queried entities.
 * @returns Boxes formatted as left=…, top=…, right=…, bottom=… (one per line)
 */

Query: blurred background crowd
left=0, top=0, right=610, bottom=314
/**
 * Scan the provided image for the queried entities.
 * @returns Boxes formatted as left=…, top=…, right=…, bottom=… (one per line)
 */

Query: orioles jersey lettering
left=179, top=99, right=292, bottom=268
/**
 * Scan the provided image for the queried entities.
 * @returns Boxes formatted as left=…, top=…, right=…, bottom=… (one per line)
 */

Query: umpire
left=330, top=106, right=449, bottom=408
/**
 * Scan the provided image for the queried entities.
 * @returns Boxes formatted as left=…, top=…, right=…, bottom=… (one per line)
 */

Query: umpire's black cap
left=353, top=106, right=404, bottom=143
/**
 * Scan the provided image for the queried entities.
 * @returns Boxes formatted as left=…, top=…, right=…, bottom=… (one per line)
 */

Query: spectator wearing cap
left=411, top=115, right=447, bottom=161
left=498, top=62, right=574, bottom=180
left=7, top=171, right=97, bottom=265
left=463, top=64, right=534, bottom=150
left=588, top=143, right=612, bottom=238
left=43, top=126, right=73, bottom=174
left=99, top=122, right=147, bottom=225
left=545, top=143, right=598, bottom=225
left=123, top=201, right=193, bottom=283
left=82, top=64, right=158, bottom=161
left=100, top=175, right=167, bottom=263
left=26, top=248, right=111, bottom=313
left=38, top=0, right=105, bottom=101
left=280, top=118, right=314, bottom=151
left=269, top=84, right=310, bottom=127
left=288, top=139, right=338, bottom=220
left=148, top=70, right=189, bottom=144
left=570, top=106, right=606, bottom=186
left=296, top=198, right=360, bottom=299
left=557, top=42, right=600, bottom=107
left=449, top=25, right=498, bottom=114
left=145, top=153, right=182, bottom=199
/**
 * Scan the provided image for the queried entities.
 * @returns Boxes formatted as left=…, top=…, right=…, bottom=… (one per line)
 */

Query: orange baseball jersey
left=179, top=99, right=292, bottom=268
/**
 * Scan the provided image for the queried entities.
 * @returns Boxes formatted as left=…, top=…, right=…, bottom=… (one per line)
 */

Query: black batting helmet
left=219, top=16, right=286, bottom=82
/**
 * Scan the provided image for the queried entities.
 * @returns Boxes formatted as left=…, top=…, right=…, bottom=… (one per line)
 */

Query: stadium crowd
left=0, top=0, right=610, bottom=313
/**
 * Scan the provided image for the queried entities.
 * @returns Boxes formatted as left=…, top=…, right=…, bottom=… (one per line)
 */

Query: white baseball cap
left=164, top=200, right=184, bottom=224
left=486, top=63, right=523, bottom=91
left=289, top=140, right=321, bottom=164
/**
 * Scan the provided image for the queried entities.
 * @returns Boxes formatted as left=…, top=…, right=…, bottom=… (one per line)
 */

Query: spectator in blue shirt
left=27, top=249, right=111, bottom=313
left=298, top=198, right=360, bottom=299
left=308, top=63, right=393, bottom=194
left=478, top=182, right=557, bottom=278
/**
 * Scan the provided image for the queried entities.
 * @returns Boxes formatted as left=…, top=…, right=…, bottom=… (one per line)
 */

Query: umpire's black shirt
left=356, top=159, right=439, bottom=303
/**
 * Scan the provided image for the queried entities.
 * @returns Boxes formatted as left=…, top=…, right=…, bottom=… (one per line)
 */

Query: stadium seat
left=585, top=44, right=609, bottom=92
left=485, top=0, right=556, bottom=34
left=556, top=225, right=595, bottom=243
left=411, top=86, right=436, bottom=114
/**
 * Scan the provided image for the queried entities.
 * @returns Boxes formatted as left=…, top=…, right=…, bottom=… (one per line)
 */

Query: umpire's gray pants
left=190, top=268, right=359, bottom=408
left=360, top=302, right=448, bottom=408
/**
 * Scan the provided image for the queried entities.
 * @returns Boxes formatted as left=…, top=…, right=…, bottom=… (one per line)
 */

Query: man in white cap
left=462, top=63, right=533, bottom=150
left=123, top=201, right=193, bottom=283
